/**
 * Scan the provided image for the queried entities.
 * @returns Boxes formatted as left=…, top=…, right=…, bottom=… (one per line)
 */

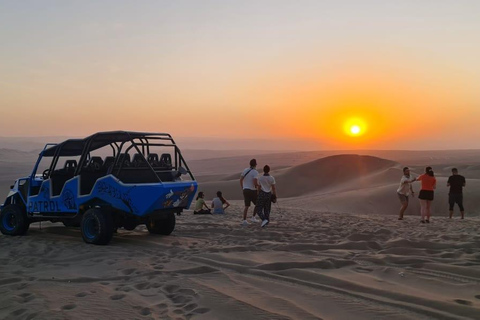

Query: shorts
left=449, top=194, right=464, bottom=211
left=418, top=190, right=434, bottom=201
left=243, top=189, right=257, bottom=207
left=397, top=193, right=409, bottom=203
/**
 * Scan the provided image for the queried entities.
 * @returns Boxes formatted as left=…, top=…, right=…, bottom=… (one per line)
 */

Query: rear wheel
left=80, top=208, right=114, bottom=245
left=0, top=204, right=29, bottom=236
left=146, top=213, right=175, bottom=235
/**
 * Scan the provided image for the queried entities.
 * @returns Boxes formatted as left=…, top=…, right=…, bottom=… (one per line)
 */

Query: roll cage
left=37, top=131, right=194, bottom=195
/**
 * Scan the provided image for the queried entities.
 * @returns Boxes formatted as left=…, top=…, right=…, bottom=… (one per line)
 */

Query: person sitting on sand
left=447, top=168, right=466, bottom=219
left=416, top=166, right=436, bottom=223
left=211, top=191, right=230, bottom=214
left=397, top=167, right=416, bottom=220
left=193, top=192, right=211, bottom=214
left=254, top=165, right=276, bottom=228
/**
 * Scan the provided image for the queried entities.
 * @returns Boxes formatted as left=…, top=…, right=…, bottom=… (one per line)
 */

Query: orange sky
left=1, top=1, right=479, bottom=150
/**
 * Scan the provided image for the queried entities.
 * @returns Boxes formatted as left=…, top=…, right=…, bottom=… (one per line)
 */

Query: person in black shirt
left=447, top=168, right=466, bottom=219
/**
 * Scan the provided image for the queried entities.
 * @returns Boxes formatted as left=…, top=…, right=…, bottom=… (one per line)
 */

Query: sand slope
left=1, top=207, right=480, bottom=319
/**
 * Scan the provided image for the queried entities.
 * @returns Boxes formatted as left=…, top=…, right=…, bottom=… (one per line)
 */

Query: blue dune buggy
left=0, top=131, right=197, bottom=245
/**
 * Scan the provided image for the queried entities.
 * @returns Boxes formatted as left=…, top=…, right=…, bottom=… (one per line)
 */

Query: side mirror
left=10, top=185, right=14, bottom=189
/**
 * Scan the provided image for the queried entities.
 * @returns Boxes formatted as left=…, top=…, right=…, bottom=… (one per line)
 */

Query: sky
left=1, top=0, right=479, bottom=150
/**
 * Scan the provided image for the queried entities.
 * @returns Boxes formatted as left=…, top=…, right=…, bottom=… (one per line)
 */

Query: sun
left=350, top=125, right=361, bottom=135
left=344, top=118, right=367, bottom=137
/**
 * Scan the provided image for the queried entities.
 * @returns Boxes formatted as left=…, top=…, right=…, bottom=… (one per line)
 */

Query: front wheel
left=146, top=213, right=175, bottom=235
left=80, top=208, right=114, bottom=245
left=0, top=204, right=29, bottom=236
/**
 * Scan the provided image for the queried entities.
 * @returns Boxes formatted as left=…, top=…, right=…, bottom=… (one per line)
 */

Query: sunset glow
left=0, top=2, right=479, bottom=150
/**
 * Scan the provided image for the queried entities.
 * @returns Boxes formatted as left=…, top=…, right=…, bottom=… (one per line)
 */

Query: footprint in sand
left=134, top=282, right=150, bottom=290
left=454, top=299, right=472, bottom=306
left=100, top=281, right=110, bottom=285
left=475, top=295, right=480, bottom=300
left=110, top=294, right=126, bottom=301
left=156, top=303, right=168, bottom=310
left=18, top=293, right=35, bottom=302
left=184, top=303, right=198, bottom=312
left=10, top=309, right=27, bottom=317
left=191, top=307, right=210, bottom=315
left=121, top=268, right=136, bottom=275
left=140, top=308, right=151, bottom=316
left=178, top=289, right=197, bottom=296
left=62, top=304, right=77, bottom=310
left=163, top=284, right=180, bottom=294
left=75, top=292, right=88, bottom=297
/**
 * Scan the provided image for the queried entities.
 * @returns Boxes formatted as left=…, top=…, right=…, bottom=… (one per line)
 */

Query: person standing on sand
left=240, top=159, right=259, bottom=225
left=254, top=165, right=277, bottom=228
left=397, top=167, right=416, bottom=220
left=447, top=168, right=466, bottom=219
left=211, top=191, right=230, bottom=214
left=416, top=166, right=436, bottom=223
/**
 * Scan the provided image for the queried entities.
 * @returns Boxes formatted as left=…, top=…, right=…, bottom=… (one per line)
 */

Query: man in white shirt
left=240, top=159, right=259, bottom=225
left=397, top=167, right=416, bottom=220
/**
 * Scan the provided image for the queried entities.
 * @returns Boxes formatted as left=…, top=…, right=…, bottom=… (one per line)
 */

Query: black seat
left=160, top=153, right=172, bottom=170
left=148, top=153, right=159, bottom=166
left=103, top=156, right=115, bottom=169
left=89, top=156, right=104, bottom=171
left=118, top=153, right=131, bottom=167
left=64, top=160, right=77, bottom=172
left=51, top=160, right=77, bottom=196
left=132, top=153, right=148, bottom=167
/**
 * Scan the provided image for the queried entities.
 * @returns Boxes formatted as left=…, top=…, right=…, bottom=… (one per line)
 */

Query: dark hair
left=196, top=191, right=204, bottom=200
left=452, top=168, right=458, bottom=173
left=425, top=166, right=434, bottom=177
left=216, top=191, right=226, bottom=204
left=250, top=159, right=257, bottom=167
left=403, top=167, right=409, bottom=173
left=263, top=165, right=270, bottom=173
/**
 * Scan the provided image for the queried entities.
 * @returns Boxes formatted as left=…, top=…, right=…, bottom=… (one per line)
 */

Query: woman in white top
left=254, top=165, right=276, bottom=227
left=211, top=191, right=230, bottom=214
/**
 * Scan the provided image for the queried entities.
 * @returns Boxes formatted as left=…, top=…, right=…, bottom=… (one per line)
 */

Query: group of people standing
left=192, top=158, right=277, bottom=228
left=240, top=159, right=277, bottom=228
left=397, top=166, right=466, bottom=222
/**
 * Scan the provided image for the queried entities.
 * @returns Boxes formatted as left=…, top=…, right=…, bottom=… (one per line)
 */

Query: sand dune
left=1, top=207, right=479, bottom=319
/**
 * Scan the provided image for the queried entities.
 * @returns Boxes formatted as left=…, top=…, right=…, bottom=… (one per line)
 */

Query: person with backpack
left=240, top=159, right=259, bottom=225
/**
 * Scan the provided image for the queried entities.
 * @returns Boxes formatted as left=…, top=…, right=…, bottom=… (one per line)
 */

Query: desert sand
left=1, top=148, right=480, bottom=319
left=1, top=206, right=480, bottom=319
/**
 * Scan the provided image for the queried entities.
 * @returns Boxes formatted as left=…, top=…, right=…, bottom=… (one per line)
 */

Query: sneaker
left=398, top=217, right=403, bottom=220
left=250, top=216, right=258, bottom=223
left=261, top=219, right=269, bottom=228
left=421, top=220, right=425, bottom=224
left=241, top=220, right=249, bottom=226
left=425, top=220, right=430, bottom=223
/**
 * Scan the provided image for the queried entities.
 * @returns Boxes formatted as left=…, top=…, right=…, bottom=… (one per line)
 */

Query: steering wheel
left=42, top=169, right=51, bottom=180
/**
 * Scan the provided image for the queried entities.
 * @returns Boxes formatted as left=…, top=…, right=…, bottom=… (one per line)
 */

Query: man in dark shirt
left=447, top=168, right=466, bottom=219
